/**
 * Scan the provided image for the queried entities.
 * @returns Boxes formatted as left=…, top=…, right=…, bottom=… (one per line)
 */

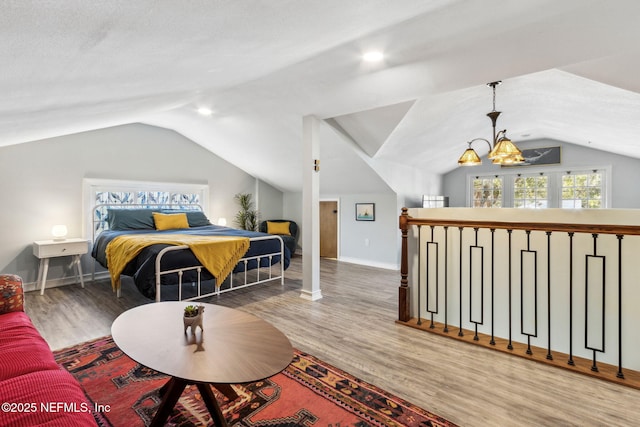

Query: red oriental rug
left=54, top=336, right=456, bottom=426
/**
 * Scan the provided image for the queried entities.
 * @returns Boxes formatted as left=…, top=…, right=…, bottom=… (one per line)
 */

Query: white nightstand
left=33, top=238, right=89, bottom=295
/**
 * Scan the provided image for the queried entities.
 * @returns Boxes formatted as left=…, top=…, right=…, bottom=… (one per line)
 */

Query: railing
left=153, top=235, right=285, bottom=302
left=398, top=207, right=640, bottom=388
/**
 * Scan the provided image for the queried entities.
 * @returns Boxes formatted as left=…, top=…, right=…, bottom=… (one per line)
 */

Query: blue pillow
left=107, top=209, right=157, bottom=230
left=185, top=211, right=212, bottom=227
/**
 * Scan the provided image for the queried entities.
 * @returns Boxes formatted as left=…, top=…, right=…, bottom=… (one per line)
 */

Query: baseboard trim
left=299, top=289, right=323, bottom=301
left=23, top=271, right=110, bottom=293
left=338, top=256, right=399, bottom=271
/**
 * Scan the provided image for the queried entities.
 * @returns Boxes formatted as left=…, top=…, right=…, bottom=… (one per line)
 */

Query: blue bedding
left=92, top=225, right=290, bottom=299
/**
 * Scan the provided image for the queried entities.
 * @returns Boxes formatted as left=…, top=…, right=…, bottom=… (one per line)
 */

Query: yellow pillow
left=267, top=221, right=291, bottom=236
left=152, top=212, right=189, bottom=230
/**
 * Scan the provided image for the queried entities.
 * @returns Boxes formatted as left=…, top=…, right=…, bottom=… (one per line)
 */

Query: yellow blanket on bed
left=105, top=234, right=250, bottom=292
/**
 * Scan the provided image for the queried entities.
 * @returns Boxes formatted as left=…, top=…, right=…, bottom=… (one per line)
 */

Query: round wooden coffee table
left=111, top=301, right=293, bottom=427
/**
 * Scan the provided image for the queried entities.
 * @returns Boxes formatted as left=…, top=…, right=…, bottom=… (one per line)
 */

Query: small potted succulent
left=183, top=304, right=204, bottom=334
left=184, top=305, right=199, bottom=317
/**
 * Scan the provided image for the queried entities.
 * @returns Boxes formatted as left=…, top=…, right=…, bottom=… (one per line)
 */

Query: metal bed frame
left=91, top=203, right=285, bottom=302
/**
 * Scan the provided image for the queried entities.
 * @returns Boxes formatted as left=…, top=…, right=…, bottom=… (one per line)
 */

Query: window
left=83, top=178, right=209, bottom=237
left=514, top=174, right=548, bottom=209
left=561, top=171, right=602, bottom=208
left=469, top=168, right=607, bottom=209
left=472, top=176, right=503, bottom=208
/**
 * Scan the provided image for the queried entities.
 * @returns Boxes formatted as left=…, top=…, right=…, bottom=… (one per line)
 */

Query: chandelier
left=457, top=81, right=524, bottom=166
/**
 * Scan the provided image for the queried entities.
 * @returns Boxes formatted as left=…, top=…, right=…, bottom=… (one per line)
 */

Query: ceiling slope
left=2, top=1, right=640, bottom=196
left=331, top=100, right=415, bottom=158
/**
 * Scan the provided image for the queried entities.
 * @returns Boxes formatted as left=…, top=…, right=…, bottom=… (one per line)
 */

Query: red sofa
left=0, top=274, right=97, bottom=427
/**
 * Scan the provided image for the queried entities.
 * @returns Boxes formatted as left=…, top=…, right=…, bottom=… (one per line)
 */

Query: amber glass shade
left=488, top=137, right=523, bottom=160
left=493, top=151, right=525, bottom=165
left=457, top=148, right=482, bottom=166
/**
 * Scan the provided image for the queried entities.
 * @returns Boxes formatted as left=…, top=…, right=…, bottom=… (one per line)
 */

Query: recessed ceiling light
left=197, top=107, right=213, bottom=116
left=363, top=51, right=384, bottom=62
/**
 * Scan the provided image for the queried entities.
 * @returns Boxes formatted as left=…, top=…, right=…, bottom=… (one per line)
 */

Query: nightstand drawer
left=33, top=239, right=89, bottom=258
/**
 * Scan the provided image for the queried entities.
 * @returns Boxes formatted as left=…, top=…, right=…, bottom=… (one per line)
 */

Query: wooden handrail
left=400, top=208, right=640, bottom=236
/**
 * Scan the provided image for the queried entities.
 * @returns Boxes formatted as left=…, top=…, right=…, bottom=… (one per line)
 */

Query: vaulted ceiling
left=2, top=0, right=640, bottom=195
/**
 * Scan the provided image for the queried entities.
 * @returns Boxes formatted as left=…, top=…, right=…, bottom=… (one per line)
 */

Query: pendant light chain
left=492, top=84, right=497, bottom=112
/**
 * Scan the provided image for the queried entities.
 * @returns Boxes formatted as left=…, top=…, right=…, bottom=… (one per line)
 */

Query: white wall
left=333, top=193, right=399, bottom=269
left=256, top=179, right=284, bottom=223
left=282, top=191, right=303, bottom=251
left=283, top=191, right=400, bottom=268
left=0, top=123, right=278, bottom=285
left=283, top=192, right=302, bottom=225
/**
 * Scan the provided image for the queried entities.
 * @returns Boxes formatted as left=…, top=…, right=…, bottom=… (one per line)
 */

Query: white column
left=301, top=115, right=322, bottom=300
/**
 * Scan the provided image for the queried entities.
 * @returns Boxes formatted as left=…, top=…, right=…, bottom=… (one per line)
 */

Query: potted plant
left=234, top=193, right=259, bottom=231
left=184, top=305, right=199, bottom=317
left=183, top=304, right=204, bottom=333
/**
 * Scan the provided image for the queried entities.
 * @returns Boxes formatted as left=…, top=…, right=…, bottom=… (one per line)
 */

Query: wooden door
left=319, top=201, right=338, bottom=258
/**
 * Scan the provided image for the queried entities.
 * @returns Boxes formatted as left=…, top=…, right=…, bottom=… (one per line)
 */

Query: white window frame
left=470, top=175, right=504, bottom=208
left=466, top=164, right=611, bottom=208
left=560, top=169, right=607, bottom=209
left=82, top=178, right=209, bottom=239
left=513, top=172, right=550, bottom=209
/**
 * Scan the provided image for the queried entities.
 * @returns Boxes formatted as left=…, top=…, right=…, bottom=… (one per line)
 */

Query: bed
left=90, top=205, right=289, bottom=301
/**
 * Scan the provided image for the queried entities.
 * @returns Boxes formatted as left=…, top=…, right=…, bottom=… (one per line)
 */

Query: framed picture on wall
left=502, top=146, right=561, bottom=167
left=355, top=203, right=375, bottom=221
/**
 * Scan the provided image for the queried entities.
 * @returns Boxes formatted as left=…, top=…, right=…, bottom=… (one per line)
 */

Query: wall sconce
left=51, top=224, right=68, bottom=241
left=314, top=159, right=320, bottom=172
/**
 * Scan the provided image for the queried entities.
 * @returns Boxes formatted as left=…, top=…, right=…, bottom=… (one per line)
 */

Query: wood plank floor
left=24, top=256, right=640, bottom=426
